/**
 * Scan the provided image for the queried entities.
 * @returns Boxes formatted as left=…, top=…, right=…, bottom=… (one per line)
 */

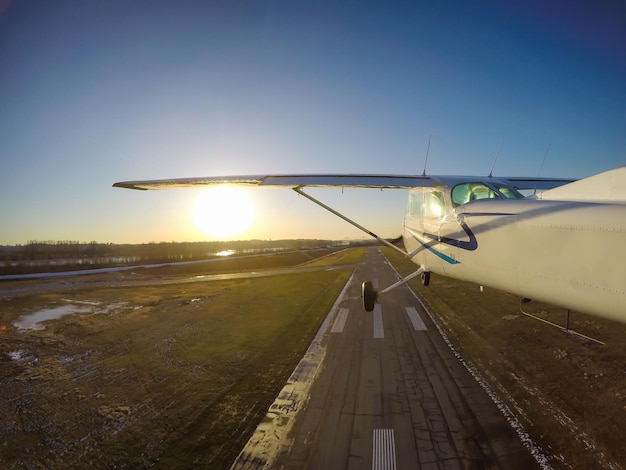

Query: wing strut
left=292, top=187, right=408, bottom=257
left=379, top=266, right=427, bottom=295
left=362, top=266, right=427, bottom=311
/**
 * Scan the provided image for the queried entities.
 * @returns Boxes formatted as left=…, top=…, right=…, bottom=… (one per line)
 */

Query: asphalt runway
left=235, top=248, right=540, bottom=469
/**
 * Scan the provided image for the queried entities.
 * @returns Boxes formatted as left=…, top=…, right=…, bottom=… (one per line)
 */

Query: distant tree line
left=0, top=239, right=344, bottom=275
left=17, top=240, right=113, bottom=260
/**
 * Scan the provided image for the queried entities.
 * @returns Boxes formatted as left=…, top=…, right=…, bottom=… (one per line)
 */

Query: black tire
left=421, top=271, right=431, bottom=287
left=362, top=281, right=377, bottom=312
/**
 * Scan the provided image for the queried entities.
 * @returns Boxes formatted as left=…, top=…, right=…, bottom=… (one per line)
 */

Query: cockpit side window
left=423, top=190, right=445, bottom=218
left=408, top=191, right=423, bottom=217
left=451, top=183, right=497, bottom=206
left=451, top=185, right=471, bottom=206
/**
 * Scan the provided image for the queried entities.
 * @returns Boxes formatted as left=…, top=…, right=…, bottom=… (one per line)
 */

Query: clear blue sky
left=1, top=0, right=624, bottom=244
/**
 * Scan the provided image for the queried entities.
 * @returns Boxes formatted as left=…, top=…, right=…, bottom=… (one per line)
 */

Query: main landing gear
left=361, top=266, right=429, bottom=312
left=289, top=187, right=430, bottom=312
left=362, top=281, right=377, bottom=312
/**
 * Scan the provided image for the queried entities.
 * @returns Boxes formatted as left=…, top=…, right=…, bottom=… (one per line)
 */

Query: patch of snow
left=8, top=350, right=27, bottom=361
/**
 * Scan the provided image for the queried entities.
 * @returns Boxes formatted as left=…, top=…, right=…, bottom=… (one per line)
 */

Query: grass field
left=382, top=247, right=626, bottom=469
left=0, top=249, right=362, bottom=469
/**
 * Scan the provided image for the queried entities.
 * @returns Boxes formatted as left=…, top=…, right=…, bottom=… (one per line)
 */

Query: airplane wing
left=113, top=174, right=434, bottom=190
left=114, top=174, right=576, bottom=191
left=498, top=176, right=576, bottom=191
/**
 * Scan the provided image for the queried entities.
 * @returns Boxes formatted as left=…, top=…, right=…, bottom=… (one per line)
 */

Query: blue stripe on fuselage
left=406, top=212, right=515, bottom=265
left=410, top=233, right=461, bottom=265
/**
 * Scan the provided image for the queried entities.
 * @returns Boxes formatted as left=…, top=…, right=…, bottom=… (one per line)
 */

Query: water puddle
left=14, top=304, right=93, bottom=330
left=216, top=249, right=235, bottom=257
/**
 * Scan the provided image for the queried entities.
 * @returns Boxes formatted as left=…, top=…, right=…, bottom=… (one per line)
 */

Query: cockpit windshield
left=451, top=183, right=523, bottom=206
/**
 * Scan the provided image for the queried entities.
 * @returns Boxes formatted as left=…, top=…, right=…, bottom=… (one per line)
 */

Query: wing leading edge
left=113, top=174, right=435, bottom=190
left=113, top=174, right=575, bottom=191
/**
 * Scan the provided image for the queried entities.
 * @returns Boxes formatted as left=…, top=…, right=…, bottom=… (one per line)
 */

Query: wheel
left=421, top=271, right=431, bottom=286
left=361, top=281, right=377, bottom=312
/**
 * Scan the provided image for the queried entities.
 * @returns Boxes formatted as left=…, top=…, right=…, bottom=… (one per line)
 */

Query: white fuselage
left=403, top=194, right=626, bottom=322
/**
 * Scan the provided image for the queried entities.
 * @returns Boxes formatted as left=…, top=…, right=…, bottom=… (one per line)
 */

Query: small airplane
left=114, top=165, right=626, bottom=324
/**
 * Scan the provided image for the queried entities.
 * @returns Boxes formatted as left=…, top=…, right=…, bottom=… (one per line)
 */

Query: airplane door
left=403, top=190, right=424, bottom=263
left=423, top=189, right=461, bottom=274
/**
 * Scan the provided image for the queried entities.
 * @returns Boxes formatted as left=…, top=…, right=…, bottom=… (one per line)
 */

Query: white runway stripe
left=373, top=305, right=384, bottom=338
left=372, top=429, right=396, bottom=470
left=405, top=306, right=427, bottom=331
left=331, top=308, right=349, bottom=333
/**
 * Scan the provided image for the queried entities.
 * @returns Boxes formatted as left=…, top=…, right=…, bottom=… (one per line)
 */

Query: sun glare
left=192, top=187, right=255, bottom=240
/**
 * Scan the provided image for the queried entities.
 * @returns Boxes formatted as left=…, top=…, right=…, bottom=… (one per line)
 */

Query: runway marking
left=405, top=306, right=427, bottom=331
left=372, top=277, right=380, bottom=289
left=331, top=308, right=349, bottom=333
left=372, top=428, right=396, bottom=470
left=373, top=305, right=384, bottom=338
left=231, top=270, right=357, bottom=468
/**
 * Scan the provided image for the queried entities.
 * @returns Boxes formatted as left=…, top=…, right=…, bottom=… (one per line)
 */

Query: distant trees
left=19, top=240, right=114, bottom=260
left=0, top=239, right=341, bottom=275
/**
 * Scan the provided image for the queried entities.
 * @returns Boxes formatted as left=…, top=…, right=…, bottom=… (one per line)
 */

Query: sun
left=192, top=187, right=255, bottom=239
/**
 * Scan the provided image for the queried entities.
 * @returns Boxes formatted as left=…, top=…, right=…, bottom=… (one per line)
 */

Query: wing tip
left=112, top=182, right=148, bottom=190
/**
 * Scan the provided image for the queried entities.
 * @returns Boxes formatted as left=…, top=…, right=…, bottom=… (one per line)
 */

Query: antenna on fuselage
left=421, top=133, right=431, bottom=176
left=533, top=143, right=552, bottom=195
left=488, top=139, right=503, bottom=177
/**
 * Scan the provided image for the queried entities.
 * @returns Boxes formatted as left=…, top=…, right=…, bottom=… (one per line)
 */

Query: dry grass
left=0, top=250, right=361, bottom=469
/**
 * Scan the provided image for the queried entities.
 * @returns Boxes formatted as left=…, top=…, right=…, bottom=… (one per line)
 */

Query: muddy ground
left=0, top=249, right=356, bottom=469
